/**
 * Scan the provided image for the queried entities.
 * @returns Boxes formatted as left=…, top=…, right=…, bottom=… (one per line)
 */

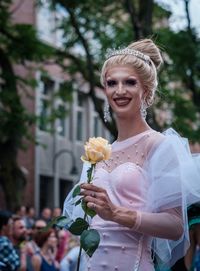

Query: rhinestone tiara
left=105, top=48, right=151, bottom=65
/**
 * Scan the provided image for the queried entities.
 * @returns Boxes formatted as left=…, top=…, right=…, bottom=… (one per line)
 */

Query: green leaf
left=80, top=229, right=100, bottom=257
left=68, top=218, right=89, bottom=235
left=42, top=215, right=73, bottom=231
left=41, top=216, right=61, bottom=231
left=55, top=216, right=73, bottom=229
left=87, top=166, right=93, bottom=182
left=82, top=200, right=96, bottom=218
left=75, top=197, right=82, bottom=206
left=72, top=185, right=81, bottom=198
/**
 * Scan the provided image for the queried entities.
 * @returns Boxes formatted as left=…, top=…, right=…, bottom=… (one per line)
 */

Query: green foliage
left=72, top=185, right=81, bottom=197
left=156, top=27, right=200, bottom=140
left=52, top=214, right=99, bottom=258
left=68, top=218, right=89, bottom=235
left=0, top=0, right=57, bottom=209
left=87, top=166, right=93, bottom=183
left=81, top=200, right=96, bottom=218
left=6, top=25, right=54, bottom=62
left=51, top=0, right=200, bottom=142
left=42, top=215, right=73, bottom=231
left=80, top=229, right=100, bottom=257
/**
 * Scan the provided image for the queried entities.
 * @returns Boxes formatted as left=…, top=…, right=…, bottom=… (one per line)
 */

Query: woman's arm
left=184, top=229, right=195, bottom=270
left=31, top=254, right=41, bottom=271
left=112, top=206, right=183, bottom=240
left=81, top=183, right=183, bottom=241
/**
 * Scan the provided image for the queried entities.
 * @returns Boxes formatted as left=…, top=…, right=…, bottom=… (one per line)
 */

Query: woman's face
left=47, top=231, right=58, bottom=249
left=104, top=65, right=145, bottom=119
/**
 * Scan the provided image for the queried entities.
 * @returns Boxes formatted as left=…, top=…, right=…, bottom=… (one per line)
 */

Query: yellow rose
left=81, top=137, right=111, bottom=164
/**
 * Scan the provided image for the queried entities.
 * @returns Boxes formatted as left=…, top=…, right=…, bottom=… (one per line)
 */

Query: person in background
left=15, top=206, right=27, bottom=225
left=56, top=229, right=70, bottom=263
left=60, top=235, right=86, bottom=271
left=25, top=207, right=36, bottom=230
left=52, top=207, right=62, bottom=219
left=0, top=210, right=19, bottom=271
left=31, top=228, right=59, bottom=271
left=15, top=206, right=27, bottom=218
left=12, top=215, right=27, bottom=250
left=27, top=219, right=47, bottom=254
left=26, top=219, right=47, bottom=271
left=64, top=38, right=200, bottom=271
left=184, top=204, right=200, bottom=271
left=11, top=215, right=28, bottom=271
left=40, top=207, right=52, bottom=223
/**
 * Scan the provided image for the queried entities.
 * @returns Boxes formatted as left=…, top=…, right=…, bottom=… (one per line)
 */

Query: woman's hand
left=80, top=183, right=117, bottom=221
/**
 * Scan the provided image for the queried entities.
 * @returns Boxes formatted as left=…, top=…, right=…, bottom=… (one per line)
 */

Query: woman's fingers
left=80, top=183, right=116, bottom=220
left=86, top=197, right=103, bottom=209
left=80, top=190, right=107, bottom=201
left=84, top=195, right=101, bottom=205
left=81, top=183, right=105, bottom=193
left=80, top=184, right=108, bottom=201
left=85, top=196, right=105, bottom=213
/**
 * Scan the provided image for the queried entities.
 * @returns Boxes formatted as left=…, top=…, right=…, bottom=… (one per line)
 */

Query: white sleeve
left=62, top=162, right=91, bottom=221
left=143, top=128, right=200, bottom=268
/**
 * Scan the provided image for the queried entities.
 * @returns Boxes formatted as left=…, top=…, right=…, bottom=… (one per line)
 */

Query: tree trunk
left=0, top=48, right=26, bottom=211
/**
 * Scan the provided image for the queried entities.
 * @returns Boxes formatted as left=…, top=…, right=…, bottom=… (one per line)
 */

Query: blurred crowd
left=1, top=204, right=200, bottom=271
left=0, top=206, right=86, bottom=271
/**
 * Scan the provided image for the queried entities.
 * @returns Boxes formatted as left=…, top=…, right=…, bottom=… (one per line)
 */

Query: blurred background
left=0, top=0, right=200, bottom=216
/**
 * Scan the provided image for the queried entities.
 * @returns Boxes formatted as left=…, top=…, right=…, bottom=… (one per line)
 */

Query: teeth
left=114, top=97, right=130, bottom=101
left=114, top=97, right=131, bottom=106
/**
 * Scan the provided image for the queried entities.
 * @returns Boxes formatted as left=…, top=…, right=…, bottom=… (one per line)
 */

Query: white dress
left=63, top=128, right=200, bottom=271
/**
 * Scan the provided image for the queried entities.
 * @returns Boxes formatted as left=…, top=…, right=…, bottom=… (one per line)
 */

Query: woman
left=184, top=204, right=200, bottom=271
left=31, top=228, right=59, bottom=271
left=60, top=235, right=86, bottom=271
left=64, top=39, right=200, bottom=271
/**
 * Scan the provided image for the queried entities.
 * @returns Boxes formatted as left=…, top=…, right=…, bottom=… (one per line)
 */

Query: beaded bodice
left=96, top=130, right=162, bottom=172
left=93, top=130, right=164, bottom=211
left=88, top=130, right=163, bottom=271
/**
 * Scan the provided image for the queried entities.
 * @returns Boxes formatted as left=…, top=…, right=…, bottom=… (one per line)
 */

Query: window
left=39, top=78, right=54, bottom=132
left=76, top=93, right=86, bottom=141
left=57, top=104, right=66, bottom=136
left=40, top=175, right=54, bottom=210
left=59, top=179, right=73, bottom=208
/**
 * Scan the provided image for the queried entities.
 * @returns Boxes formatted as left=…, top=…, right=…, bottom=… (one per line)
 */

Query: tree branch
left=139, top=0, right=153, bottom=37
left=123, top=0, right=141, bottom=39
left=184, top=0, right=192, bottom=34
left=62, top=6, right=117, bottom=136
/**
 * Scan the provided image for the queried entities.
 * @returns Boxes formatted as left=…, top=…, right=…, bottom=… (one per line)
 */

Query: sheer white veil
left=144, top=128, right=200, bottom=268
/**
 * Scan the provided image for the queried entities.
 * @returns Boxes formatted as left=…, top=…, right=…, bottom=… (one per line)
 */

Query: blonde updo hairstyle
left=101, top=39, right=163, bottom=107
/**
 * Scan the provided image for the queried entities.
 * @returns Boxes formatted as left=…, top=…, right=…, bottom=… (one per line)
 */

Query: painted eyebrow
left=106, top=75, right=137, bottom=79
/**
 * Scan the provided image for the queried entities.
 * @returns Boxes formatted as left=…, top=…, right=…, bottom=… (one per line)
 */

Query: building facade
left=9, top=0, right=110, bottom=214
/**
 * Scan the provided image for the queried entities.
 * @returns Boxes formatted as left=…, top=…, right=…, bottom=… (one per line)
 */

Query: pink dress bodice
left=87, top=130, right=163, bottom=271
left=63, top=128, right=200, bottom=270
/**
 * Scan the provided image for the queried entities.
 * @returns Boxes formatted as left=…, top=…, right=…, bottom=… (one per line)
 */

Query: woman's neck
left=41, top=245, right=52, bottom=256
left=41, top=246, right=54, bottom=264
left=116, top=115, right=151, bottom=141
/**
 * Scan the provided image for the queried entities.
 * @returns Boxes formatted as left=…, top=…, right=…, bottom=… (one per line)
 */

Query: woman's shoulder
left=143, top=129, right=165, bottom=155
left=147, top=127, right=194, bottom=163
left=32, top=252, right=42, bottom=263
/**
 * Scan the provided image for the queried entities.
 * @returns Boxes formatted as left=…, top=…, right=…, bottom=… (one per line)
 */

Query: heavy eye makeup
left=106, top=78, right=137, bottom=88
left=125, top=78, right=137, bottom=86
left=106, top=79, right=117, bottom=87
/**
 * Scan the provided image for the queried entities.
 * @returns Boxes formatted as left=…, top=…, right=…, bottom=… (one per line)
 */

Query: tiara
left=105, top=48, right=151, bottom=65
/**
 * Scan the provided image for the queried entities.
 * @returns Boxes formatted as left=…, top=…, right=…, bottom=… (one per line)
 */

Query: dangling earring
left=140, top=100, right=147, bottom=119
left=104, top=99, right=111, bottom=122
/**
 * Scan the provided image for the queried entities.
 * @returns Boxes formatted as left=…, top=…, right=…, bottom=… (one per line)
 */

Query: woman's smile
left=105, top=65, right=144, bottom=118
left=113, top=97, right=132, bottom=106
